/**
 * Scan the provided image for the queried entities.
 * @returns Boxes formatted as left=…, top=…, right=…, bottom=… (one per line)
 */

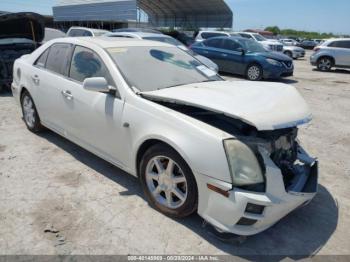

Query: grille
left=269, top=44, right=283, bottom=52
left=283, top=61, right=293, bottom=68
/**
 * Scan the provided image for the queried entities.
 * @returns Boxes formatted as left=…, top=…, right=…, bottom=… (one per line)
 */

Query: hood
left=141, top=81, right=312, bottom=131
left=257, top=51, right=292, bottom=61
left=0, top=12, right=45, bottom=42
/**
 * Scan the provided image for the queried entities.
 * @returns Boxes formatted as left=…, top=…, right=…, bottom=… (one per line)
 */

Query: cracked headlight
left=223, top=139, right=264, bottom=186
left=266, top=58, right=282, bottom=66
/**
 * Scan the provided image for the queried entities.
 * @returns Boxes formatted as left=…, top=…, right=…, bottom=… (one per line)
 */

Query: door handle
left=221, top=53, right=228, bottom=57
left=203, top=50, right=209, bottom=54
left=31, top=75, right=40, bottom=84
left=61, top=90, right=74, bottom=100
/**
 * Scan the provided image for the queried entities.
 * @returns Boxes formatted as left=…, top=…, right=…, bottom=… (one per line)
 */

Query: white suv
left=194, top=31, right=232, bottom=42
left=234, top=32, right=284, bottom=52
left=310, top=38, right=350, bottom=71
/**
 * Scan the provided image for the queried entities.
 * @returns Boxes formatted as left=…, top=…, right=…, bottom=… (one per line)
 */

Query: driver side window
left=69, top=46, right=115, bottom=87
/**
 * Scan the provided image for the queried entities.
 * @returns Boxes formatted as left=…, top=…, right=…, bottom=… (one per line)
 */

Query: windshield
left=143, top=36, right=183, bottom=47
left=236, top=38, right=267, bottom=53
left=107, top=46, right=220, bottom=92
left=254, top=34, right=266, bottom=41
left=93, top=31, right=109, bottom=37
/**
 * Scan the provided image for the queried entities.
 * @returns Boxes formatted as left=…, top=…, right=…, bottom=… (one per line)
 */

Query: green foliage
left=265, top=26, right=280, bottom=36
left=264, top=26, right=335, bottom=39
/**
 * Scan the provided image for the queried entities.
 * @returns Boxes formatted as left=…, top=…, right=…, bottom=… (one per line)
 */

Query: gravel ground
left=0, top=51, right=349, bottom=257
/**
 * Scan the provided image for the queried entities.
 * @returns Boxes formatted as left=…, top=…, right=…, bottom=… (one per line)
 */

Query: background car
left=42, top=28, right=66, bottom=43
left=298, top=40, right=317, bottom=49
left=106, top=32, right=219, bottom=73
left=191, top=36, right=294, bottom=81
left=233, top=32, right=284, bottom=52
left=66, top=26, right=110, bottom=37
left=280, top=39, right=298, bottom=46
left=194, top=30, right=232, bottom=42
left=310, top=38, right=350, bottom=71
left=12, top=37, right=317, bottom=236
left=282, top=44, right=306, bottom=59
left=0, top=12, right=44, bottom=92
left=113, top=27, right=162, bottom=34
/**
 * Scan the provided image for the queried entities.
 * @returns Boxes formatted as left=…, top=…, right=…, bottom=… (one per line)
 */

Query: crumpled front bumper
left=196, top=146, right=318, bottom=236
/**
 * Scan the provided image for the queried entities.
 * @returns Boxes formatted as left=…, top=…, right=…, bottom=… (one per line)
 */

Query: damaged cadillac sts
left=12, top=37, right=318, bottom=236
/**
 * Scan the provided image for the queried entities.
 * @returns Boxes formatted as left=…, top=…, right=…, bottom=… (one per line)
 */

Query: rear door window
left=45, top=43, right=73, bottom=76
left=204, top=38, right=223, bottom=49
left=201, top=32, right=227, bottom=39
left=34, top=48, right=50, bottom=68
left=221, top=39, right=241, bottom=51
left=330, top=41, right=350, bottom=49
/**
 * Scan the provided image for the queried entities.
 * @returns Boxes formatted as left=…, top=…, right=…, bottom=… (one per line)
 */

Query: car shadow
left=221, top=72, right=299, bottom=84
left=312, top=68, right=350, bottom=74
left=39, top=131, right=338, bottom=259
left=0, top=90, right=13, bottom=97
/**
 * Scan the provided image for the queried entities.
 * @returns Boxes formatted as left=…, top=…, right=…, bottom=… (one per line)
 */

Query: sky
left=1, top=0, right=349, bottom=34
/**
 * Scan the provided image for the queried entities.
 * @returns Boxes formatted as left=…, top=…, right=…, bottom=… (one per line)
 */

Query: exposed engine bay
left=0, top=40, right=36, bottom=90
left=152, top=101, right=317, bottom=193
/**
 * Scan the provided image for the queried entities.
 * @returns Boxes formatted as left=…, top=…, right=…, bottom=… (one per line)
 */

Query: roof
left=53, top=37, right=172, bottom=49
left=138, top=0, right=233, bottom=28
left=107, top=32, right=171, bottom=39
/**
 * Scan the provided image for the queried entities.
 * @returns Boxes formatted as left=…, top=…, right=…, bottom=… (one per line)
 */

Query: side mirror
left=83, top=77, right=110, bottom=93
left=237, top=48, right=246, bottom=55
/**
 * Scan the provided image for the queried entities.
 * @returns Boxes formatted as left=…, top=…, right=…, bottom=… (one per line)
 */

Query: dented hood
left=141, top=81, right=312, bottom=131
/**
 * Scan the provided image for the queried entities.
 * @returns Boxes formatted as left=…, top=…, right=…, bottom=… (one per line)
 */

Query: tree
left=265, top=26, right=281, bottom=36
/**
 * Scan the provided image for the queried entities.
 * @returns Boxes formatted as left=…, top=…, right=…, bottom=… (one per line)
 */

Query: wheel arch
left=135, top=138, right=191, bottom=178
left=317, top=55, right=335, bottom=65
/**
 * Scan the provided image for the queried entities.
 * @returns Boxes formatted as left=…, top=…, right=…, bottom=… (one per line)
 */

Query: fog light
left=245, top=203, right=265, bottom=215
left=236, top=217, right=257, bottom=226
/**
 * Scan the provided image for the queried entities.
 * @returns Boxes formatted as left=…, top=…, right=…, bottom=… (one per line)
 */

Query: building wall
left=53, top=0, right=137, bottom=22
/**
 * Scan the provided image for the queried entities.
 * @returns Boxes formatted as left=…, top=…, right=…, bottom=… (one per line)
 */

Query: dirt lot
left=1, top=51, right=350, bottom=257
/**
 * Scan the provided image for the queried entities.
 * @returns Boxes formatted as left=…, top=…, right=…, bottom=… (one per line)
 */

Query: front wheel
left=139, top=144, right=198, bottom=218
left=21, top=91, right=44, bottom=133
left=317, top=57, right=333, bottom=71
left=246, top=64, right=263, bottom=81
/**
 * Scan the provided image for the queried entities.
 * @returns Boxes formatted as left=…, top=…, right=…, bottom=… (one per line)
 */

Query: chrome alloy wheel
left=247, top=65, right=261, bottom=80
left=22, top=95, right=36, bottom=128
left=145, top=156, right=188, bottom=209
left=318, top=58, right=332, bottom=71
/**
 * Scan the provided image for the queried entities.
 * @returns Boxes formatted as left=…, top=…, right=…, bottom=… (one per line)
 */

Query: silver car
left=310, top=38, right=350, bottom=71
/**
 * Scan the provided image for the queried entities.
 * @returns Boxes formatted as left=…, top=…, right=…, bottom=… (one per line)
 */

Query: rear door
left=219, top=39, right=245, bottom=74
left=32, top=43, right=74, bottom=134
left=198, top=38, right=225, bottom=70
left=330, top=41, right=350, bottom=66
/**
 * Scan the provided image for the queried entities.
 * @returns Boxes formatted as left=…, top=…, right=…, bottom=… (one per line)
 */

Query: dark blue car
left=191, top=36, right=294, bottom=81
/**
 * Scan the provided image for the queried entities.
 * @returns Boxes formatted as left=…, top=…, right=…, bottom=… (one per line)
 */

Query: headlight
left=223, top=139, right=264, bottom=186
left=266, top=58, right=282, bottom=66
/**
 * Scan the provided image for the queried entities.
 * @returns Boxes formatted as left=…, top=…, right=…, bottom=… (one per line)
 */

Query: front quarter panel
left=122, top=93, right=233, bottom=184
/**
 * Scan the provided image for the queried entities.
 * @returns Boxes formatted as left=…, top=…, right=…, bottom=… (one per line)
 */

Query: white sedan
left=12, top=37, right=318, bottom=236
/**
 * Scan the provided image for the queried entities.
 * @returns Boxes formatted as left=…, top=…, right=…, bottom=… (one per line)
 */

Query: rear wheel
left=317, top=57, right=333, bottom=71
left=139, top=144, right=198, bottom=218
left=246, top=64, right=263, bottom=81
left=21, top=91, right=44, bottom=133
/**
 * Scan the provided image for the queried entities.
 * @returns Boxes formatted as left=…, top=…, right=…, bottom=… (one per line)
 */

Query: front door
left=62, top=45, right=127, bottom=168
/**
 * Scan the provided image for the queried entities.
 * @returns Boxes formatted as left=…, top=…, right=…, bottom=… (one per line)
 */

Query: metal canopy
left=137, top=0, right=233, bottom=28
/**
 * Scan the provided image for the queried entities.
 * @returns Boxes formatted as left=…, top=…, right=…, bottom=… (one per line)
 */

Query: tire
left=139, top=143, right=198, bottom=218
left=317, top=57, right=333, bottom=71
left=246, top=64, right=263, bottom=81
left=284, top=51, right=293, bottom=59
left=20, top=91, right=44, bottom=133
